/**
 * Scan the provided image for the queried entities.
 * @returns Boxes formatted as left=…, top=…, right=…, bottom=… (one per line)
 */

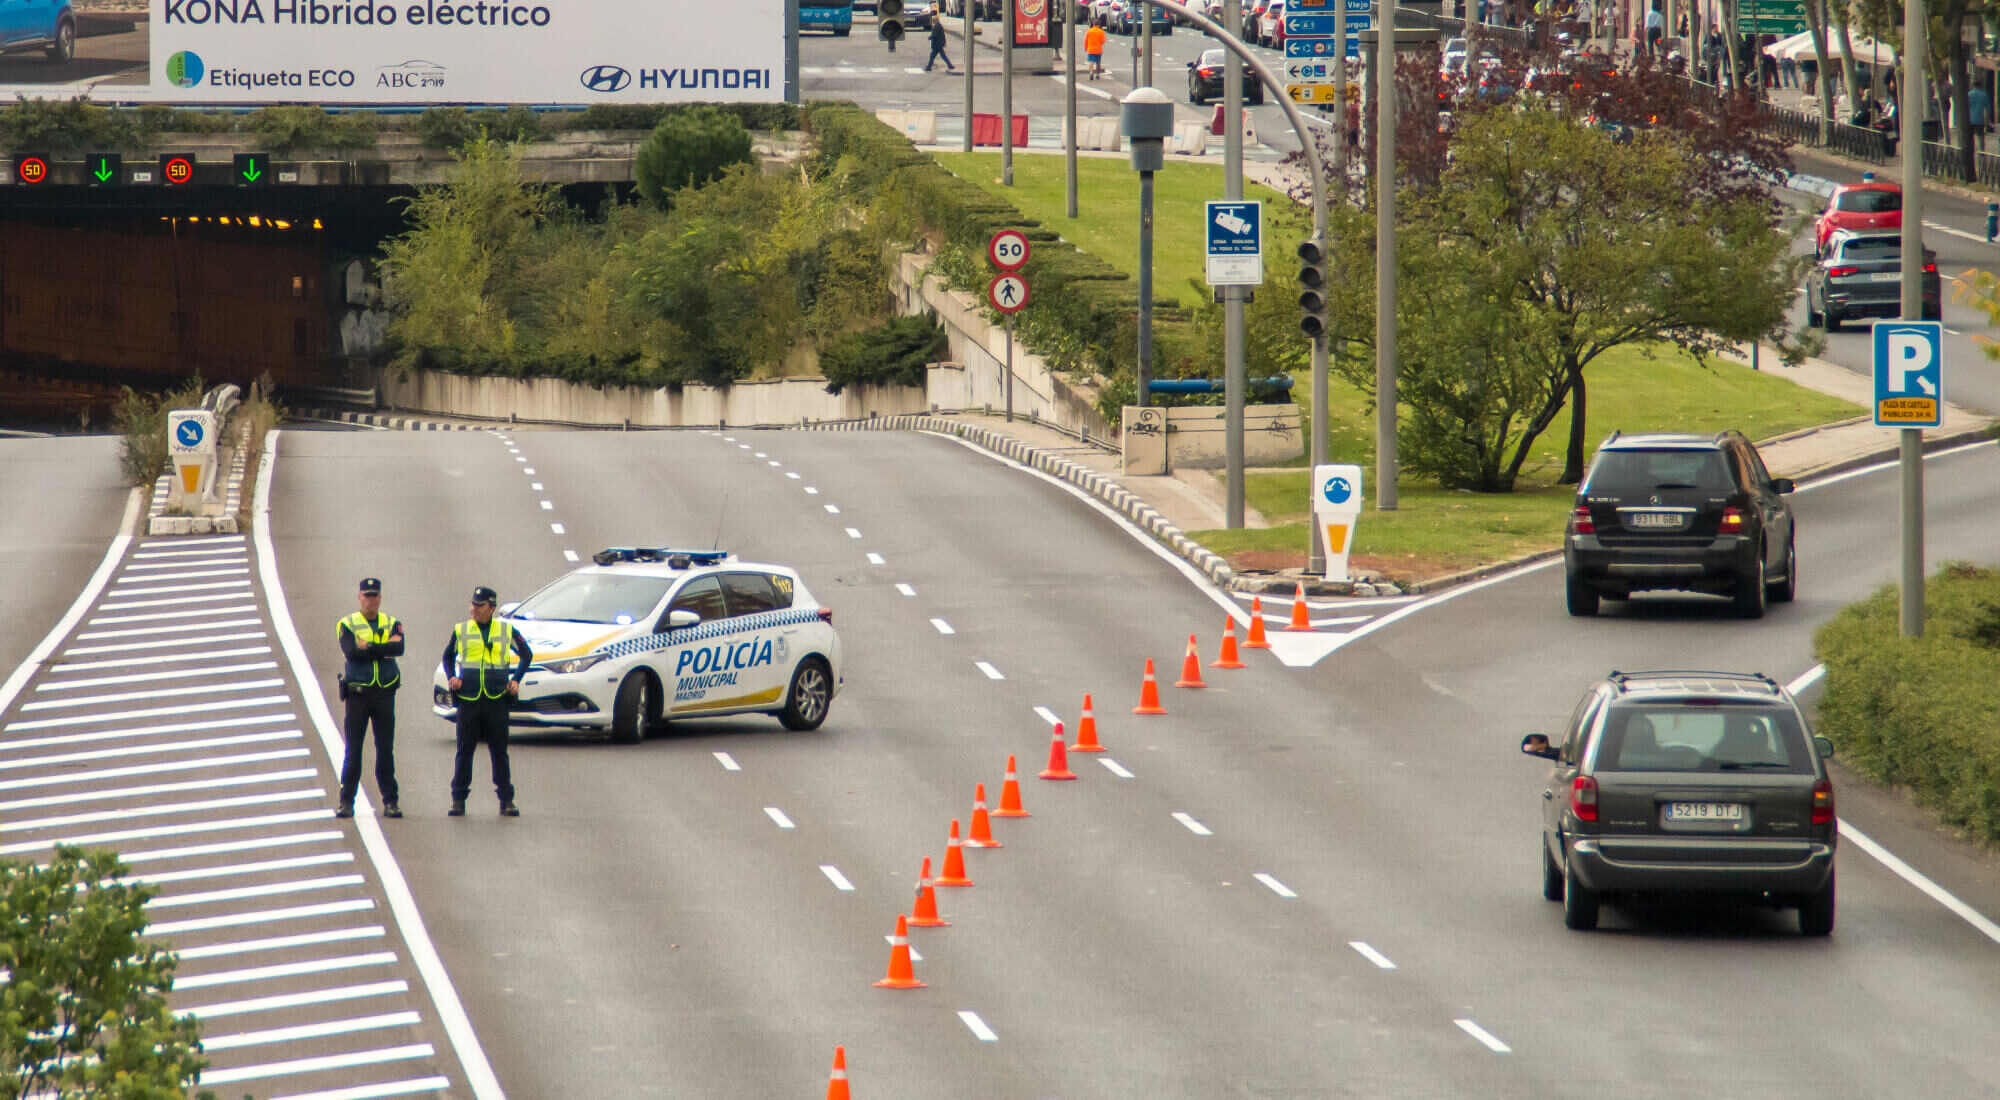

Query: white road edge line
left=255, top=429, right=507, bottom=1100
left=1454, top=1018, right=1511, bottom=1053
left=1787, top=663, right=2000, bottom=947
left=1349, top=941, right=1396, bottom=969
left=1048, top=73, right=1115, bottom=101
left=0, top=487, right=142, bottom=720
left=958, top=1010, right=999, bottom=1041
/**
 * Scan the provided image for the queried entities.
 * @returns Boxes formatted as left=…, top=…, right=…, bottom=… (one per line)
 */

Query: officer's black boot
left=448, top=800, right=465, bottom=817
left=499, top=802, right=520, bottom=817
left=335, top=802, right=354, bottom=819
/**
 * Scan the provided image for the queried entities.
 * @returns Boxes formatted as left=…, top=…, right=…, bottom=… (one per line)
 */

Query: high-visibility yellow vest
left=454, top=618, right=517, bottom=701
left=338, top=611, right=401, bottom=688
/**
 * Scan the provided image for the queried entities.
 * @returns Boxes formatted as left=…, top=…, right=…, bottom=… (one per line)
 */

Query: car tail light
left=1811, top=778, right=1834, bottom=825
left=1570, top=776, right=1599, bottom=822
left=1827, top=265, right=1860, bottom=277
left=817, top=608, right=834, bottom=624
left=1721, top=505, right=1746, bottom=532
left=1924, top=262, right=1937, bottom=273
left=1198, top=66, right=1218, bottom=77
left=1570, top=504, right=1594, bottom=535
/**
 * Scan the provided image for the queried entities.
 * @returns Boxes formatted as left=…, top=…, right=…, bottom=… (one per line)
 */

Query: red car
left=1813, top=182, right=1901, bottom=257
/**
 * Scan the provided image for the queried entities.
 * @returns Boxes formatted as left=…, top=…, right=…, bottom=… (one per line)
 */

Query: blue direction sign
left=1287, top=0, right=1371, bottom=10
left=1285, top=11, right=1371, bottom=35
left=175, top=419, right=206, bottom=448
left=1205, top=200, right=1264, bottom=287
left=1872, top=321, right=1943, bottom=428
left=1285, top=38, right=1359, bottom=59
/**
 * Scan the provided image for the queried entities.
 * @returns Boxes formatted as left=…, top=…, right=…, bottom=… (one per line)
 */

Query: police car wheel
left=612, top=671, right=659, bottom=744
left=779, top=658, right=833, bottom=731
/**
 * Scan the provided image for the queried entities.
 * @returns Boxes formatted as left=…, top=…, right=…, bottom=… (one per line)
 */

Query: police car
left=431, top=548, right=842, bottom=742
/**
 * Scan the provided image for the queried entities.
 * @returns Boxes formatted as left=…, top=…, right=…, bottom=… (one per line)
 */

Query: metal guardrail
left=1919, top=140, right=2000, bottom=188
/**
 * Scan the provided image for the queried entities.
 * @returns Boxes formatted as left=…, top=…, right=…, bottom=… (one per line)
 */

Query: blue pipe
left=1146, top=377, right=1294, bottom=395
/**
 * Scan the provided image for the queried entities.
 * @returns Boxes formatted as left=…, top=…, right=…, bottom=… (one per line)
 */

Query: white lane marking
left=8, top=789, right=323, bottom=834
left=20, top=677, right=285, bottom=712
left=1173, top=812, right=1213, bottom=836
left=539, top=500, right=554, bottom=511
left=1234, top=591, right=1420, bottom=610
left=975, top=661, right=1005, bottom=680
left=959, top=1011, right=999, bottom=1042
left=198, top=1043, right=434, bottom=1085
left=786, top=471, right=800, bottom=480
left=1788, top=664, right=1826, bottom=696
left=845, top=527, right=863, bottom=539
left=1033, top=706, right=1061, bottom=725
left=0, top=768, right=320, bottom=811
left=51, top=645, right=273, bottom=673
left=1946, top=328, right=1965, bottom=336
left=820, top=865, right=855, bottom=891
left=256, top=430, right=505, bottom=1100
left=0, top=495, right=138, bottom=739
left=896, top=583, right=916, bottom=597
left=36, top=659, right=277, bottom=691
left=1349, top=941, right=1396, bottom=969
left=152, top=898, right=376, bottom=937
left=107, top=579, right=252, bottom=597
left=515, top=456, right=526, bottom=463
left=805, top=487, right=819, bottom=495
left=754, top=451, right=767, bottom=458
left=1923, top=218, right=1995, bottom=245
left=131, top=543, right=244, bottom=559
left=140, top=534, right=241, bottom=548
left=825, top=504, right=841, bottom=514
left=1254, top=873, right=1296, bottom=898
left=202, top=1010, right=420, bottom=1051
left=739, top=443, right=751, bottom=449
left=76, top=616, right=261, bottom=640
left=117, top=829, right=343, bottom=865
left=64, top=630, right=267, bottom=655
left=175, top=951, right=398, bottom=990
left=124, top=851, right=353, bottom=885
left=713, top=751, right=740, bottom=771
left=87, top=604, right=257, bottom=626
left=551, top=522, right=566, bottom=535
left=1455, top=1018, right=1512, bottom=1053
left=867, top=552, right=885, bottom=565
left=108, top=567, right=247, bottom=583
left=765, top=807, right=796, bottom=829
left=564, top=549, right=579, bottom=563
left=0, top=806, right=326, bottom=855
left=148, top=874, right=365, bottom=910
left=523, top=467, right=535, bottom=475
left=531, top=482, right=543, bottom=491
left=768, top=460, right=782, bottom=468
left=0, top=751, right=309, bottom=796
left=0, top=713, right=294, bottom=754
left=1100, top=758, right=1134, bottom=778
left=1049, top=73, right=1116, bottom=100
left=1794, top=437, right=1992, bottom=492
left=175, top=925, right=386, bottom=960
left=3, top=695, right=292, bottom=732
left=931, top=618, right=955, bottom=635
left=98, top=591, right=263, bottom=611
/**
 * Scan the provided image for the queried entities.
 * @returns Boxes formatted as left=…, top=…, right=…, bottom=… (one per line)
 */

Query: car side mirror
left=1771, top=477, right=1795, bottom=494
left=1521, top=733, right=1560, bottom=760
left=668, top=609, right=701, bottom=629
left=1814, top=735, right=1835, bottom=758
left=1187, top=60, right=1196, bottom=68
left=497, top=602, right=520, bottom=616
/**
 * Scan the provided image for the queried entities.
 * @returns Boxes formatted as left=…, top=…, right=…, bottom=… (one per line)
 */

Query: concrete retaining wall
left=370, top=367, right=929, bottom=428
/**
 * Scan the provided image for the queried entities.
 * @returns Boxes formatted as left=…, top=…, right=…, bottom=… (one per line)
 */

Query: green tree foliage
left=413, top=106, right=542, bottom=151
left=0, top=847, right=213, bottom=1099
left=243, top=106, right=377, bottom=152
left=633, top=106, right=755, bottom=211
left=0, top=96, right=140, bottom=153
left=1327, top=108, right=1806, bottom=491
left=820, top=313, right=948, bottom=395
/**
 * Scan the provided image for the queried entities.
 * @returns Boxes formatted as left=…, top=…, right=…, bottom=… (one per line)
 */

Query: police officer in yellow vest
left=336, top=577, right=405, bottom=820
left=441, top=585, right=532, bottom=817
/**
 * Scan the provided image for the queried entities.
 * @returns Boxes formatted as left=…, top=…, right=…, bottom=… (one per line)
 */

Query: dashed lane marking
left=1173, top=812, right=1212, bottom=836
left=1454, top=1018, right=1512, bottom=1053
left=896, top=583, right=916, bottom=597
left=959, top=1011, right=999, bottom=1042
left=845, top=527, right=863, bottom=539
left=975, top=661, right=1005, bottom=680
left=821, top=865, right=856, bottom=892
left=765, top=806, right=796, bottom=829
left=825, top=504, right=841, bottom=514
left=714, top=751, right=741, bottom=771
left=866, top=553, right=885, bottom=565
left=1349, top=941, right=1396, bottom=969
left=1033, top=706, right=1060, bottom=726
left=1099, top=758, right=1133, bottom=778
left=1254, top=873, right=1296, bottom=898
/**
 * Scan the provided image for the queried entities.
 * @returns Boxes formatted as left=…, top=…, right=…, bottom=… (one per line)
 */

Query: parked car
left=1562, top=429, right=1797, bottom=618
left=1258, top=0, right=1285, bottom=47
left=1804, top=230, right=1941, bottom=331
left=1116, top=0, right=1170, bottom=33
left=1812, top=181, right=1902, bottom=257
left=1521, top=669, right=1837, bottom=936
left=1187, top=47, right=1265, bottom=105
left=0, top=0, right=75, bottom=62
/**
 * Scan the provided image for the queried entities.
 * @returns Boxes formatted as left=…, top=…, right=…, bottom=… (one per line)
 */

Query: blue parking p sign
left=1872, top=321, right=1943, bottom=428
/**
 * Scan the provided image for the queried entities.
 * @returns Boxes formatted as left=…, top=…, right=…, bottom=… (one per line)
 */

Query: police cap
left=358, top=577, right=382, bottom=595
left=471, top=586, right=499, bottom=606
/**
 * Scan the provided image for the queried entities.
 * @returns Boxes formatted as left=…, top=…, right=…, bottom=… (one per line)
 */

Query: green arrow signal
left=241, top=161, right=262, bottom=182
left=93, top=158, right=112, bottom=182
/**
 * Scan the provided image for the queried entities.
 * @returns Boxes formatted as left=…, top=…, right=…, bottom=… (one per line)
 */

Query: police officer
left=336, top=577, right=404, bottom=820
left=441, top=585, right=532, bottom=817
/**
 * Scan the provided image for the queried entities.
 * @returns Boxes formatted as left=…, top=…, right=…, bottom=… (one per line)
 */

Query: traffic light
left=879, top=0, right=904, bottom=49
left=1297, top=238, right=1328, bottom=339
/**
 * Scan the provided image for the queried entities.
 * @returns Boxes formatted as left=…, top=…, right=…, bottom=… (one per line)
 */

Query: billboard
left=0, top=0, right=784, bottom=104
left=1012, top=0, right=1047, bottom=46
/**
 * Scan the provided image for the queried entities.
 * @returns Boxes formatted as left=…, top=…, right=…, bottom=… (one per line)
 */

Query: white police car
left=431, top=548, right=842, bottom=742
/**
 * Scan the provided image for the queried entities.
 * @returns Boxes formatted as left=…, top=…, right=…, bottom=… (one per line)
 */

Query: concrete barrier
left=1171, top=120, right=1210, bottom=155
left=1061, top=116, right=1123, bottom=151
left=876, top=108, right=939, bottom=145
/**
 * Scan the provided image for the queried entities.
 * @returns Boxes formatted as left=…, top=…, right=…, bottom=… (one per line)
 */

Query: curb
left=293, top=408, right=501, bottom=431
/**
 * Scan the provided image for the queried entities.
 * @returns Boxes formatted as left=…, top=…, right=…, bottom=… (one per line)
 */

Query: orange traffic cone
left=1212, top=619, right=1247, bottom=669
left=1071, top=693, right=1105, bottom=752
left=994, top=754, right=1030, bottom=818
left=1039, top=720, right=1077, bottom=780
left=826, top=1046, right=850, bottom=1100
left=1286, top=582, right=1314, bottom=631
left=909, top=857, right=949, bottom=927
left=1174, top=634, right=1207, bottom=688
left=1245, top=597, right=1272, bottom=649
left=1133, top=658, right=1167, bottom=715
left=967, top=783, right=1002, bottom=848
left=873, top=914, right=925, bottom=989
left=934, top=819, right=973, bottom=886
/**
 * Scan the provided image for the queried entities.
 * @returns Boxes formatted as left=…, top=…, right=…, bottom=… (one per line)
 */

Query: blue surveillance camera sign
left=1205, top=200, right=1263, bottom=287
left=1872, top=321, right=1943, bottom=428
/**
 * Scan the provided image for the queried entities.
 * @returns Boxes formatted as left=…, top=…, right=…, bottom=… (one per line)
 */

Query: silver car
left=1804, top=229, right=1941, bottom=331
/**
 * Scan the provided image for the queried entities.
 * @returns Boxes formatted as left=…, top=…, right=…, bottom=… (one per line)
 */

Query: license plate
left=1868, top=271, right=1901, bottom=282
left=1627, top=513, right=1683, bottom=529
left=1665, top=802, right=1744, bottom=821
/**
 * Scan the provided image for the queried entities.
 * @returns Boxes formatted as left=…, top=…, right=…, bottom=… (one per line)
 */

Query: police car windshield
left=511, top=574, right=673, bottom=626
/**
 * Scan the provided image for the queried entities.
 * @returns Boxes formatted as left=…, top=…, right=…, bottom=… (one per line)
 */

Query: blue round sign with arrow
left=1321, top=475, right=1352, bottom=504
left=175, top=419, right=206, bottom=448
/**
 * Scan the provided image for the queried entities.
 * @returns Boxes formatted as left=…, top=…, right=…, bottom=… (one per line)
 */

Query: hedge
left=1813, top=563, right=2000, bottom=843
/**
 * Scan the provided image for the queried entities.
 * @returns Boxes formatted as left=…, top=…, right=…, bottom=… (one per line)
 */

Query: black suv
left=1521, top=670, right=1838, bottom=936
left=1563, top=431, right=1796, bottom=618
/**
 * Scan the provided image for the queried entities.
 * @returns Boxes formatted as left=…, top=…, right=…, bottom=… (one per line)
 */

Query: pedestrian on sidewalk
left=1780, top=53, right=1798, bottom=89
left=1643, top=1, right=1663, bottom=61
left=1971, top=84, right=1990, bottom=151
left=335, top=577, right=403, bottom=820
left=925, top=13, right=955, bottom=71
left=1085, top=20, right=1106, bottom=80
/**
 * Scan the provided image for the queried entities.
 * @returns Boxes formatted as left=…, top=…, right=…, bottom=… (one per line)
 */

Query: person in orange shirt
left=1084, top=20, right=1107, bottom=80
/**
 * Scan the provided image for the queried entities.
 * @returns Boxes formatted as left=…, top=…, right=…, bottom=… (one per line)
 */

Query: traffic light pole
left=1003, top=0, right=1015, bottom=186
left=1223, top=0, right=1243, bottom=508
left=963, top=0, right=975, bottom=153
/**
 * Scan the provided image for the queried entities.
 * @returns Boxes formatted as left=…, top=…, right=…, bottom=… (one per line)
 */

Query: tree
left=0, top=848, right=214, bottom=1099
left=633, top=107, right=755, bottom=211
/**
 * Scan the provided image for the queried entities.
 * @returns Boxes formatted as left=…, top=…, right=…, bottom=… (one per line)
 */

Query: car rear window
left=1597, top=704, right=1813, bottom=773
left=1837, top=236, right=1900, bottom=260
left=1583, top=449, right=1734, bottom=493
left=1835, top=189, right=1900, bottom=213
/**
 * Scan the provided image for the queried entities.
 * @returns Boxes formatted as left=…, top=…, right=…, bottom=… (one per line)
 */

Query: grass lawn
left=931, top=152, right=1302, bottom=302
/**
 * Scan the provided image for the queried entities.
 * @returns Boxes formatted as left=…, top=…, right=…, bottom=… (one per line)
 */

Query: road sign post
left=1205, top=200, right=1264, bottom=286
left=1312, top=463, right=1364, bottom=580
left=1876, top=318, right=1939, bottom=639
left=988, top=268, right=1029, bottom=423
left=166, top=409, right=218, bottom=512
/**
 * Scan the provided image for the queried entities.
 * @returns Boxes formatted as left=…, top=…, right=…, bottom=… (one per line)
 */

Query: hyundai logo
left=579, top=65, right=631, bottom=93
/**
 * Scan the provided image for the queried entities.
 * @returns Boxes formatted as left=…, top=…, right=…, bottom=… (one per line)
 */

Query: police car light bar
left=592, top=547, right=733, bottom=567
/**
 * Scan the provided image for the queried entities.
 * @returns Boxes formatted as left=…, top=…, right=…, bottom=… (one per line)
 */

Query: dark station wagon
left=1522, top=670, right=1837, bottom=936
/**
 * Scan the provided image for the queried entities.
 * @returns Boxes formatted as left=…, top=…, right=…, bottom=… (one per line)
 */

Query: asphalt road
left=265, top=424, right=2000, bottom=1096
left=0, top=24, right=146, bottom=86
left=0, top=435, right=129, bottom=676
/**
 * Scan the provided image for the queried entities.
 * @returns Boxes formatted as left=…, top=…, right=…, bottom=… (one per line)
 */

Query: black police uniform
left=441, top=586, right=533, bottom=816
left=336, top=579, right=405, bottom=818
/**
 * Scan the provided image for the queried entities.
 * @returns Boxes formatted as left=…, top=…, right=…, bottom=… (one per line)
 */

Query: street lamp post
left=1123, top=87, right=1177, bottom=409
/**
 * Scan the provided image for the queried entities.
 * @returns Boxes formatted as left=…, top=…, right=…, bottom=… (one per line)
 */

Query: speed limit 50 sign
left=988, top=229, right=1030, bottom=270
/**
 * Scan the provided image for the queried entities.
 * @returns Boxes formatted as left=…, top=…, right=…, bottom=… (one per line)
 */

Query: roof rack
left=1608, top=670, right=1782, bottom=695
left=592, top=547, right=732, bottom=568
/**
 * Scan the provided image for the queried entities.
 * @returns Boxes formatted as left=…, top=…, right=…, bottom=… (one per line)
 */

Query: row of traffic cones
left=1131, top=583, right=1317, bottom=711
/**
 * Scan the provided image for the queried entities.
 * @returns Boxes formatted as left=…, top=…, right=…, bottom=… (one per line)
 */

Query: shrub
left=113, top=375, right=207, bottom=488
left=416, top=106, right=542, bottom=150
left=820, top=312, right=947, bottom=394
left=246, top=105, right=378, bottom=152
left=633, top=106, right=754, bottom=210
left=0, top=95, right=140, bottom=152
